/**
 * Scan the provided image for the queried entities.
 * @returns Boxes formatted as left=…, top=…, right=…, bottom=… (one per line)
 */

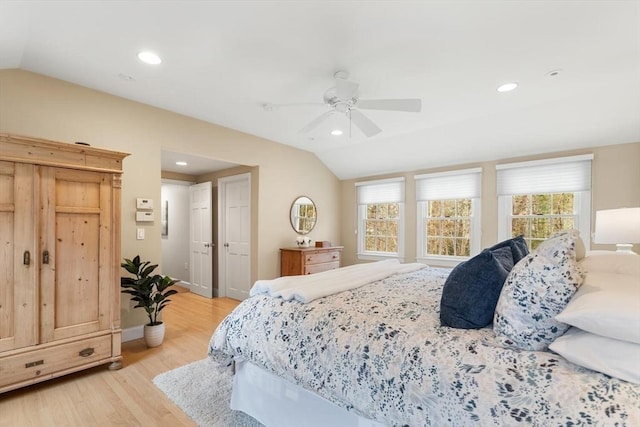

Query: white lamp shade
left=594, top=207, right=640, bottom=244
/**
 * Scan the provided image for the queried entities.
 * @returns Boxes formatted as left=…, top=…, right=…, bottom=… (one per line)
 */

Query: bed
left=208, top=235, right=640, bottom=426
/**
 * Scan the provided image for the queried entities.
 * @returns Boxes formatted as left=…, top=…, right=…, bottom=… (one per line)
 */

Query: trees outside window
left=424, top=199, right=472, bottom=256
left=510, top=193, right=575, bottom=249
left=363, top=203, right=400, bottom=253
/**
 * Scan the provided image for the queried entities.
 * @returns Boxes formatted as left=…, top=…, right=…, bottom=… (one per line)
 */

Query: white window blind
left=497, top=155, right=593, bottom=195
left=356, top=178, right=405, bottom=204
left=415, top=168, right=481, bottom=201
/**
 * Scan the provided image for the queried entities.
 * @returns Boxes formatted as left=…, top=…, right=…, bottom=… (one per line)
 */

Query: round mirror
left=290, top=196, right=317, bottom=235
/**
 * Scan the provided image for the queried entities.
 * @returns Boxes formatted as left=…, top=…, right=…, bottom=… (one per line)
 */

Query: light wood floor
left=0, top=292, right=240, bottom=427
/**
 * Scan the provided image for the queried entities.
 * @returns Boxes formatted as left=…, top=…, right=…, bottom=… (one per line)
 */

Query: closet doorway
left=161, top=150, right=252, bottom=299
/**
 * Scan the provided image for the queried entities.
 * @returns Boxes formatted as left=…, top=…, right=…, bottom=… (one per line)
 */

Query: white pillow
left=575, top=235, right=586, bottom=261
left=580, top=251, right=640, bottom=277
left=555, top=272, right=640, bottom=344
left=549, top=327, right=640, bottom=384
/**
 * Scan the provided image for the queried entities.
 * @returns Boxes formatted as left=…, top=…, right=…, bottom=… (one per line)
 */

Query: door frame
left=217, top=172, right=251, bottom=298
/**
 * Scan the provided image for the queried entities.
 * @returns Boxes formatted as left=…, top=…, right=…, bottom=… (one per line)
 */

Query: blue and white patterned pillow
left=493, top=230, right=585, bottom=351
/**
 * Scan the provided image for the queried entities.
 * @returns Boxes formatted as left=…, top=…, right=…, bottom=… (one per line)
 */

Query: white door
left=219, top=173, right=251, bottom=300
left=189, top=181, right=213, bottom=298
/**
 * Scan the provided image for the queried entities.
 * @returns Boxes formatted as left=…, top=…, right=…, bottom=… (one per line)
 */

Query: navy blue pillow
left=440, top=246, right=514, bottom=329
left=488, top=235, right=529, bottom=264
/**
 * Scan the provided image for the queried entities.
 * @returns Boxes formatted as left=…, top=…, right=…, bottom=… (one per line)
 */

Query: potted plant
left=121, top=255, right=179, bottom=347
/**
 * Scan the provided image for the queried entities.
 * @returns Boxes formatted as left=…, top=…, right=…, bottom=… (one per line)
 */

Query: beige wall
left=0, top=69, right=341, bottom=328
left=341, top=142, right=640, bottom=266
left=3, top=69, right=637, bottom=329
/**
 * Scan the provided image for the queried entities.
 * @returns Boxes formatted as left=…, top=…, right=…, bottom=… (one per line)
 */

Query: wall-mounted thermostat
left=136, top=211, right=155, bottom=222
left=136, top=198, right=154, bottom=210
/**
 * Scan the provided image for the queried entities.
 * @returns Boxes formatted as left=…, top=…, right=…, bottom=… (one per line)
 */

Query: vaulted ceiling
left=1, top=1, right=639, bottom=179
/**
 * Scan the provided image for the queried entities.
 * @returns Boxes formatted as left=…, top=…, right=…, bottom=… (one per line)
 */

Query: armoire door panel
left=0, top=162, right=37, bottom=353
left=55, top=213, right=100, bottom=327
left=40, top=167, right=111, bottom=343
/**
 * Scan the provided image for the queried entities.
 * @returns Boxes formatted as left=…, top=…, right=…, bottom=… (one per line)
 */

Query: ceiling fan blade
left=350, top=110, right=382, bottom=137
left=299, top=110, right=334, bottom=133
left=357, top=98, right=422, bottom=112
left=335, top=78, right=359, bottom=101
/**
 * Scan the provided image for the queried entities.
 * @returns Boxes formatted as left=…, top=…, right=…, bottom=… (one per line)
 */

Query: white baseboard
left=122, top=325, right=144, bottom=342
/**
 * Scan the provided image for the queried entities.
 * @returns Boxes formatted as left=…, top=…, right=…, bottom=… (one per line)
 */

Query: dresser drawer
left=305, top=261, right=340, bottom=275
left=281, top=246, right=343, bottom=276
left=305, top=251, right=341, bottom=265
left=0, top=335, right=112, bottom=387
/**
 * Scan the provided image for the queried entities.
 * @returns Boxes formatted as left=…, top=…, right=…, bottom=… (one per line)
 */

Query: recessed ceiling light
left=137, top=51, right=162, bottom=65
left=175, top=161, right=187, bottom=166
left=497, top=82, right=518, bottom=93
left=331, top=129, right=343, bottom=136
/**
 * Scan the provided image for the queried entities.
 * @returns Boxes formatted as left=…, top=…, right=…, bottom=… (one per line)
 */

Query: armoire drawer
left=0, top=335, right=112, bottom=388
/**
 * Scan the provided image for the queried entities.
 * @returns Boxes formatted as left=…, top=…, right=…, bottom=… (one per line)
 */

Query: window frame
left=357, top=202, right=405, bottom=260
left=416, top=198, right=481, bottom=267
left=496, top=155, right=592, bottom=249
left=415, top=168, right=482, bottom=267
left=498, top=191, right=591, bottom=248
left=355, top=178, right=405, bottom=261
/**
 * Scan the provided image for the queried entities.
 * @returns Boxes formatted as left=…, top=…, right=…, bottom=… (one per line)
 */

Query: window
left=415, top=169, right=481, bottom=264
left=356, top=178, right=405, bottom=259
left=497, top=155, right=592, bottom=249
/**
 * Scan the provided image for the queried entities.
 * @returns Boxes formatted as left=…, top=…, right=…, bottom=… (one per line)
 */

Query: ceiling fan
left=265, top=71, right=422, bottom=138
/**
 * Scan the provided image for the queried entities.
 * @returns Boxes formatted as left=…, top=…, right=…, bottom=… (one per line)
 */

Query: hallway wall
left=161, top=180, right=193, bottom=282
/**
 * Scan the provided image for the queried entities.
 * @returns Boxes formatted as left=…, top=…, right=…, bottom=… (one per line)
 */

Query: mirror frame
left=290, top=196, right=317, bottom=235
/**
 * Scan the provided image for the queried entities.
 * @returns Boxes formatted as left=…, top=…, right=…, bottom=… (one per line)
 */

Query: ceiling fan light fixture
left=296, top=71, right=420, bottom=138
left=497, top=82, right=518, bottom=92
left=331, top=129, right=343, bottom=136
left=137, top=51, right=162, bottom=65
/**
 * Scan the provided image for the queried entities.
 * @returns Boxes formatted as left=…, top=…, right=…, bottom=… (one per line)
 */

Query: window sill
left=357, top=253, right=405, bottom=263
left=416, top=256, right=467, bottom=268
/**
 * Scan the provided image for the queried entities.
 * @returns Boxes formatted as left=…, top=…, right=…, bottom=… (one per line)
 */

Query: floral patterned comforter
left=208, top=267, right=640, bottom=426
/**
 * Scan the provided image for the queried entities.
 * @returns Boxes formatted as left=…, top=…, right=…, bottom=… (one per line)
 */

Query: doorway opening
left=160, top=149, right=253, bottom=299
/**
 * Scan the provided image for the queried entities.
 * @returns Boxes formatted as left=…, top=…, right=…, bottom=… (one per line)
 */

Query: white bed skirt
left=231, top=360, right=386, bottom=427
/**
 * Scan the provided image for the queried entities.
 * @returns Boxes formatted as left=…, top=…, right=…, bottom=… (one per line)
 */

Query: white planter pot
left=143, top=322, right=165, bottom=348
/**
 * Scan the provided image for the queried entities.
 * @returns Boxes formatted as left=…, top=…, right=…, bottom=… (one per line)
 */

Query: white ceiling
left=1, top=1, right=639, bottom=179
left=161, top=149, right=239, bottom=176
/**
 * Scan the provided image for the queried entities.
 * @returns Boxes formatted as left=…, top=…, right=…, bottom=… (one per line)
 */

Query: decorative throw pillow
left=440, top=246, right=514, bottom=329
left=555, top=272, right=640, bottom=344
left=493, top=230, right=585, bottom=351
left=549, top=327, right=640, bottom=384
left=488, top=235, right=529, bottom=264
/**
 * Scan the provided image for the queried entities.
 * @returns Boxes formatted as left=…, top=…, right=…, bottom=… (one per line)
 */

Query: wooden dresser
left=280, top=246, right=343, bottom=276
left=0, top=134, right=128, bottom=393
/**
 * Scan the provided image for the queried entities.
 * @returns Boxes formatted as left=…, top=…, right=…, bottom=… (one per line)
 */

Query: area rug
left=153, top=358, right=264, bottom=427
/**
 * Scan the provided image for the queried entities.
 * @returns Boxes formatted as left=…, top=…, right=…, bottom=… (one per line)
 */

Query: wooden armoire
left=0, top=134, right=128, bottom=393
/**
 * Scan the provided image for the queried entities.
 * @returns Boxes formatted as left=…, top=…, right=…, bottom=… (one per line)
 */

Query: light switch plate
left=136, top=228, right=145, bottom=240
